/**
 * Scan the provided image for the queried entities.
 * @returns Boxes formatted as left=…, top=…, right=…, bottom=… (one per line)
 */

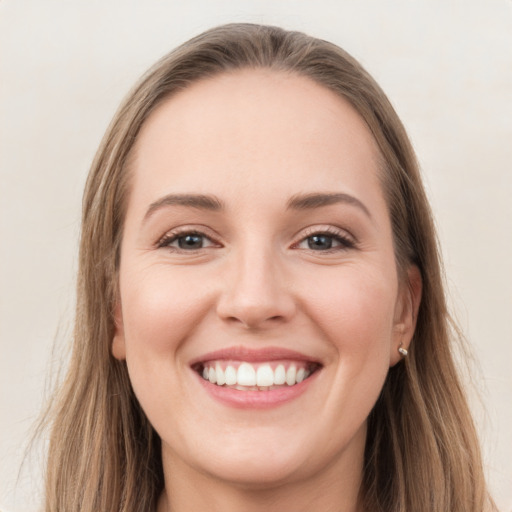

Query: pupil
left=179, top=234, right=202, bottom=249
left=308, top=235, right=332, bottom=250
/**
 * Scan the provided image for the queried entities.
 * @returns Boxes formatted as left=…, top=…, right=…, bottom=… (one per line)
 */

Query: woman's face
left=113, top=69, right=419, bottom=489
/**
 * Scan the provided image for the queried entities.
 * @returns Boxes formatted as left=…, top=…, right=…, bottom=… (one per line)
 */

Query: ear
left=389, top=265, right=422, bottom=366
left=111, top=301, right=127, bottom=360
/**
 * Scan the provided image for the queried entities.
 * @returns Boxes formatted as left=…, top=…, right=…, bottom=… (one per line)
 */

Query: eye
left=306, top=234, right=337, bottom=250
left=158, top=230, right=218, bottom=251
left=294, top=229, right=355, bottom=252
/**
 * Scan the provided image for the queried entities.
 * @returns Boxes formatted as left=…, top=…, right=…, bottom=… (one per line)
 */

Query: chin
left=164, top=424, right=320, bottom=489
left=199, top=453, right=313, bottom=489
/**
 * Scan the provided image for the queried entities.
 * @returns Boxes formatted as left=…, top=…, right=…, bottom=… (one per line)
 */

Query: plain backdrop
left=1, top=1, right=511, bottom=511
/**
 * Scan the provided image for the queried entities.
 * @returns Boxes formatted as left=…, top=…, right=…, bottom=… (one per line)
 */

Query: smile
left=198, top=360, right=319, bottom=390
left=190, top=346, right=322, bottom=407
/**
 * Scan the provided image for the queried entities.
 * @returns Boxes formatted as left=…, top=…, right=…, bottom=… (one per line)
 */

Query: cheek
left=117, top=265, right=214, bottom=431
left=119, top=264, right=213, bottom=356
left=299, top=265, right=397, bottom=407
left=302, top=267, right=397, bottom=349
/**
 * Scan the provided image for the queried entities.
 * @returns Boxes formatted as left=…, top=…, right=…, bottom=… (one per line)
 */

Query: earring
left=398, top=344, right=408, bottom=357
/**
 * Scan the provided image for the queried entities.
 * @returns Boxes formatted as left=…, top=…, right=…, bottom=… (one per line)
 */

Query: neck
left=157, top=433, right=365, bottom=512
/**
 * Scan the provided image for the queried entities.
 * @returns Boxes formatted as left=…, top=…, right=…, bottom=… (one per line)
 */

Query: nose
left=216, top=245, right=296, bottom=329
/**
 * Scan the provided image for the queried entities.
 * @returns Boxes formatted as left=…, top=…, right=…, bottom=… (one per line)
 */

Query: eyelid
left=291, top=225, right=357, bottom=250
left=155, top=224, right=356, bottom=252
left=156, top=225, right=222, bottom=250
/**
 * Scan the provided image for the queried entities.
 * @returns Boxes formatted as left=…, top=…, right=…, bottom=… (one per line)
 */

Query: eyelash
left=292, top=226, right=356, bottom=253
left=156, top=226, right=356, bottom=253
left=157, top=229, right=219, bottom=251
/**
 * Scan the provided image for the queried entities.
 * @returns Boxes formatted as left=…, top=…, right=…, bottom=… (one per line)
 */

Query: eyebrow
left=144, top=193, right=224, bottom=222
left=143, top=191, right=371, bottom=222
left=286, top=192, right=372, bottom=218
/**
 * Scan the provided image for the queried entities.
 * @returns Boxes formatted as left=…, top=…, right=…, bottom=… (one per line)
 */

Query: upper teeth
left=201, top=362, right=311, bottom=389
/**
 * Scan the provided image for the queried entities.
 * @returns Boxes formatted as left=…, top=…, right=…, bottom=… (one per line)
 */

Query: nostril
left=224, top=312, right=288, bottom=330
left=215, top=270, right=296, bottom=328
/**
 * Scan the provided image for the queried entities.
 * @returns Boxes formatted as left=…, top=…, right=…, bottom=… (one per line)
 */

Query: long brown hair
left=43, top=23, right=496, bottom=511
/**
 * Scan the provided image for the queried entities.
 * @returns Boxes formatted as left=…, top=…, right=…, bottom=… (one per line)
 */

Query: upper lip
left=189, top=345, right=322, bottom=366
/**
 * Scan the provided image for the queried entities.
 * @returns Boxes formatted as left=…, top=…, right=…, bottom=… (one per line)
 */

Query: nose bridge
left=216, top=237, right=294, bottom=328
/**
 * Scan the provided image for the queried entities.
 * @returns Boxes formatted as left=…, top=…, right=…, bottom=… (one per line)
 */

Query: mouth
left=193, top=360, right=321, bottom=391
left=190, top=346, right=322, bottom=394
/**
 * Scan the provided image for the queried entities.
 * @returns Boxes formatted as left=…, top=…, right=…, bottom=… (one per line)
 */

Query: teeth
left=224, top=365, right=237, bottom=386
left=274, top=364, right=286, bottom=385
left=286, top=365, right=296, bottom=386
left=215, top=363, right=225, bottom=386
left=256, top=364, right=274, bottom=387
left=237, top=363, right=256, bottom=386
left=200, top=361, right=314, bottom=389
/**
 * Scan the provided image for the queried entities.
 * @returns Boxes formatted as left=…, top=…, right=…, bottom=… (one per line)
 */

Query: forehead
left=129, top=69, right=384, bottom=213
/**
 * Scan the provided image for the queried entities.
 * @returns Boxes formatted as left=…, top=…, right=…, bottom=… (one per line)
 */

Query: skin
left=112, top=69, right=421, bottom=512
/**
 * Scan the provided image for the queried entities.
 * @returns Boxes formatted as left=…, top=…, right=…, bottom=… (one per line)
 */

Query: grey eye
left=295, top=231, right=354, bottom=252
left=307, top=234, right=334, bottom=250
left=159, top=231, right=217, bottom=251
left=177, top=234, right=205, bottom=249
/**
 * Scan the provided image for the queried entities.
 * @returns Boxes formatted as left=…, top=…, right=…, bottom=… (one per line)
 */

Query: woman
left=42, top=23, right=497, bottom=512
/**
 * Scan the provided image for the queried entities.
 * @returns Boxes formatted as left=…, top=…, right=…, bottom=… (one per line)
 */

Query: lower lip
left=195, top=370, right=320, bottom=409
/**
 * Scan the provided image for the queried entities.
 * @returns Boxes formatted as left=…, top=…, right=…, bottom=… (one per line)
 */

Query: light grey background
left=1, top=1, right=511, bottom=511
